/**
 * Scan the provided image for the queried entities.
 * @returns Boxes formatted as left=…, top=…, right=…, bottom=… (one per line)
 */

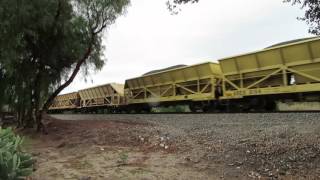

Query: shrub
left=0, top=128, right=34, bottom=180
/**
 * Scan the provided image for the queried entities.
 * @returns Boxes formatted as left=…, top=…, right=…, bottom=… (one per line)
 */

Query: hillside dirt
left=24, top=114, right=320, bottom=180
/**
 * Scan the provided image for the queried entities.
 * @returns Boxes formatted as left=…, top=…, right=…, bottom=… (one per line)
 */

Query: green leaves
left=285, top=0, right=320, bottom=35
left=0, top=128, right=34, bottom=180
left=166, top=0, right=199, bottom=14
left=0, top=0, right=130, bottom=126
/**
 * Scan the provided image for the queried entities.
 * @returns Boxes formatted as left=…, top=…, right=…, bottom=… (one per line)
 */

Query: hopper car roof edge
left=125, top=61, right=220, bottom=81
left=59, top=92, right=78, bottom=95
left=56, top=92, right=79, bottom=97
left=218, top=36, right=320, bottom=62
left=78, top=82, right=124, bottom=92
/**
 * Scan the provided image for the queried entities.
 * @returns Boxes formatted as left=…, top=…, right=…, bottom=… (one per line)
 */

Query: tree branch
left=41, top=35, right=94, bottom=112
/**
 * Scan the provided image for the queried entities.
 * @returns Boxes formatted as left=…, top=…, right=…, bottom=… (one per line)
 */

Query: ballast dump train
left=49, top=37, right=320, bottom=113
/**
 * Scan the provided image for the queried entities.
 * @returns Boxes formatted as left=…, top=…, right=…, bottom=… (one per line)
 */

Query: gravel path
left=51, top=113, right=320, bottom=179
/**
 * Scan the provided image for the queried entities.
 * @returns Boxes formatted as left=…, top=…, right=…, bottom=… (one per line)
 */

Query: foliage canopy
left=285, top=0, right=320, bottom=35
left=166, top=0, right=199, bottom=13
left=0, top=0, right=129, bottom=129
left=167, top=0, right=320, bottom=36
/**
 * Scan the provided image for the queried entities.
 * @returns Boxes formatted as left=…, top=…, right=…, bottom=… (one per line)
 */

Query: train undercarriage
left=48, top=91, right=320, bottom=114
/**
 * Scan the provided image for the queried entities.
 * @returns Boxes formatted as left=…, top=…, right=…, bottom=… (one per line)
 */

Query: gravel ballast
left=51, top=113, right=320, bottom=179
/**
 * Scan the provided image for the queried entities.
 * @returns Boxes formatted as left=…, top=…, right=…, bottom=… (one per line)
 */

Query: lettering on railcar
left=234, top=90, right=246, bottom=96
left=233, top=89, right=262, bottom=96
left=249, top=89, right=261, bottom=95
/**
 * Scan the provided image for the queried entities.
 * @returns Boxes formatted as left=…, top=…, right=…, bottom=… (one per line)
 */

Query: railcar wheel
left=247, top=97, right=276, bottom=112
left=189, top=103, right=204, bottom=113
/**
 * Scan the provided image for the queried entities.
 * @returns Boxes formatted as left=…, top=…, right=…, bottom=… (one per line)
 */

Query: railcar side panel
left=78, top=83, right=125, bottom=108
left=219, top=37, right=320, bottom=99
left=49, top=92, right=80, bottom=110
left=124, top=62, right=223, bottom=104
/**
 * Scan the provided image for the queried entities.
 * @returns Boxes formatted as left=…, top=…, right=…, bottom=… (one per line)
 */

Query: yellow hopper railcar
left=49, top=37, right=320, bottom=113
left=78, top=83, right=125, bottom=112
left=124, top=62, right=223, bottom=112
left=49, top=92, right=80, bottom=112
left=219, top=37, right=320, bottom=111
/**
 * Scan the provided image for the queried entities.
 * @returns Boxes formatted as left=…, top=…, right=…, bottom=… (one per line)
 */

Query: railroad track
left=51, top=110, right=320, bottom=115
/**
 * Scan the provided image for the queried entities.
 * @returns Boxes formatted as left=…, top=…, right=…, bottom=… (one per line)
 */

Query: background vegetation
left=0, top=0, right=130, bottom=131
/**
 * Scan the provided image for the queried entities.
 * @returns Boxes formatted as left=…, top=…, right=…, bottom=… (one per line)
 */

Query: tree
left=166, top=0, right=199, bottom=14
left=168, top=0, right=320, bottom=35
left=285, top=0, right=320, bottom=35
left=0, top=69, right=7, bottom=111
left=0, top=0, right=130, bottom=131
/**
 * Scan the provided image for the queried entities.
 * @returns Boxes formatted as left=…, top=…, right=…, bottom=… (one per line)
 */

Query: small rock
left=56, top=142, right=66, bottom=148
left=268, top=172, right=274, bottom=177
left=278, top=170, right=286, bottom=175
left=79, top=176, right=91, bottom=180
left=184, top=157, right=191, bottom=161
left=31, top=152, right=41, bottom=156
left=248, top=171, right=261, bottom=178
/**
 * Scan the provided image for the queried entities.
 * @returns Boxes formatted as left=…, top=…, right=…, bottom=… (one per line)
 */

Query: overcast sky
left=63, top=0, right=311, bottom=93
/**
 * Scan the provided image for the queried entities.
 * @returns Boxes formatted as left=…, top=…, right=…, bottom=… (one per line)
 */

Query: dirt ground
left=26, top=118, right=209, bottom=180
left=24, top=114, right=320, bottom=180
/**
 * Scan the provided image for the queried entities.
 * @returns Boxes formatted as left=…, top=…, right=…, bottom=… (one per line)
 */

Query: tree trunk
left=24, top=108, right=34, bottom=128
left=16, top=107, right=24, bottom=128
left=24, top=78, right=36, bottom=128
left=36, top=110, right=46, bottom=133
left=34, top=69, right=43, bottom=132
